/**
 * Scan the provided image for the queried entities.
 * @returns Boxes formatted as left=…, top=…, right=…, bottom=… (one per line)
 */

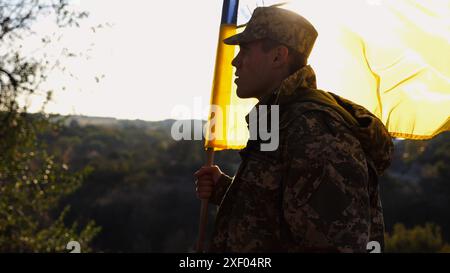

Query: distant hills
left=40, top=114, right=450, bottom=252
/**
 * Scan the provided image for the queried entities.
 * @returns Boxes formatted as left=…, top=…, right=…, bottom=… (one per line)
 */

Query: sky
left=23, top=0, right=337, bottom=121
left=21, top=0, right=450, bottom=129
left=24, top=0, right=233, bottom=121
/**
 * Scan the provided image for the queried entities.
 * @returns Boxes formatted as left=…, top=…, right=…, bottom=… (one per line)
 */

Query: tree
left=385, top=223, right=450, bottom=253
left=0, top=0, right=100, bottom=252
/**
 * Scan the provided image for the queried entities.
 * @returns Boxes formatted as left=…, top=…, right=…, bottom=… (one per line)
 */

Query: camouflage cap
left=224, top=6, right=318, bottom=59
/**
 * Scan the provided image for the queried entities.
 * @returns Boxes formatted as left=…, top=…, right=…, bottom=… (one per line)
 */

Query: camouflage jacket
left=208, top=65, right=394, bottom=253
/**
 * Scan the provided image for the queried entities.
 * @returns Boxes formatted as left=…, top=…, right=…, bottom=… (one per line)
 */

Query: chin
left=236, top=88, right=251, bottom=99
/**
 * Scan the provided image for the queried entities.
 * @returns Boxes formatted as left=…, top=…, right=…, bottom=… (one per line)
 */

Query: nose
left=231, top=51, right=241, bottom=69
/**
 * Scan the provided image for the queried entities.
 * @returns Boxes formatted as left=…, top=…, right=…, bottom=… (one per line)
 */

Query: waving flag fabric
left=205, top=0, right=450, bottom=151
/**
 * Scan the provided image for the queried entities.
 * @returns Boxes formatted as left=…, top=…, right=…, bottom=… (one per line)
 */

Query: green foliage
left=41, top=117, right=241, bottom=252
left=381, top=133, right=450, bottom=246
left=385, top=223, right=450, bottom=253
left=47, top=117, right=450, bottom=252
left=0, top=132, right=100, bottom=252
left=0, top=0, right=99, bottom=252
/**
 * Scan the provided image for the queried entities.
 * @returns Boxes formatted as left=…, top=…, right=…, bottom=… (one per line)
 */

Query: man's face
left=232, top=40, right=275, bottom=99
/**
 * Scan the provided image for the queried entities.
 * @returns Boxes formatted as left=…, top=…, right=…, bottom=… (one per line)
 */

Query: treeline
left=41, top=116, right=450, bottom=252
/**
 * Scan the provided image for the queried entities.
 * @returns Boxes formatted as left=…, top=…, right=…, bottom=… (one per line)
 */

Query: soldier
left=194, top=6, right=393, bottom=252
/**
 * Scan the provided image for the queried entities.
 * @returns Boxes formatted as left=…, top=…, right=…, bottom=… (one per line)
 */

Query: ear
left=271, top=45, right=289, bottom=69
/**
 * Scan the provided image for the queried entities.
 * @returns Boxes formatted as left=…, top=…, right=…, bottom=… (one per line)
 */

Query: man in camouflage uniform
left=194, top=6, right=393, bottom=252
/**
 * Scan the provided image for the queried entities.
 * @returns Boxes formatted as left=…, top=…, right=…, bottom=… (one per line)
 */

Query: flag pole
left=196, top=0, right=238, bottom=253
left=196, top=147, right=215, bottom=253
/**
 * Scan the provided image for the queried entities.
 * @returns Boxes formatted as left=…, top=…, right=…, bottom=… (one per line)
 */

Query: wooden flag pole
left=196, top=0, right=238, bottom=253
left=196, top=147, right=215, bottom=253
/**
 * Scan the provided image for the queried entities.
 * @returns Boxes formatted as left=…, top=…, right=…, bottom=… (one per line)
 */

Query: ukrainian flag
left=205, top=0, right=450, bottom=152
left=294, top=0, right=450, bottom=140
left=204, top=0, right=256, bottom=151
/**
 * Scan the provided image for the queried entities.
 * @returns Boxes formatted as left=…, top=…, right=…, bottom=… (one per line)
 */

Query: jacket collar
left=275, top=64, right=317, bottom=105
left=245, top=65, right=317, bottom=125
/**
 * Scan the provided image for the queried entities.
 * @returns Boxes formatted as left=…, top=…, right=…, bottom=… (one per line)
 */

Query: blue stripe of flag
left=220, top=0, right=239, bottom=25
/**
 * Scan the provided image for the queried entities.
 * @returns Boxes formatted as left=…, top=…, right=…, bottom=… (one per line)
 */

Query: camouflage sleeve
left=282, top=111, right=370, bottom=252
left=209, top=173, right=233, bottom=206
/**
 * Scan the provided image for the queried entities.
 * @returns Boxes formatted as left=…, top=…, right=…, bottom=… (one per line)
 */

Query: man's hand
left=194, top=165, right=223, bottom=200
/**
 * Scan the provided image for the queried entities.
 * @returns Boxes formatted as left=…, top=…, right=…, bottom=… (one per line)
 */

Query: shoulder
left=280, top=102, right=365, bottom=163
left=278, top=88, right=355, bottom=136
left=280, top=101, right=349, bottom=140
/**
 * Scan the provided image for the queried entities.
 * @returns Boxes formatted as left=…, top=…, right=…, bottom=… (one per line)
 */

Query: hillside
left=40, top=115, right=450, bottom=252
